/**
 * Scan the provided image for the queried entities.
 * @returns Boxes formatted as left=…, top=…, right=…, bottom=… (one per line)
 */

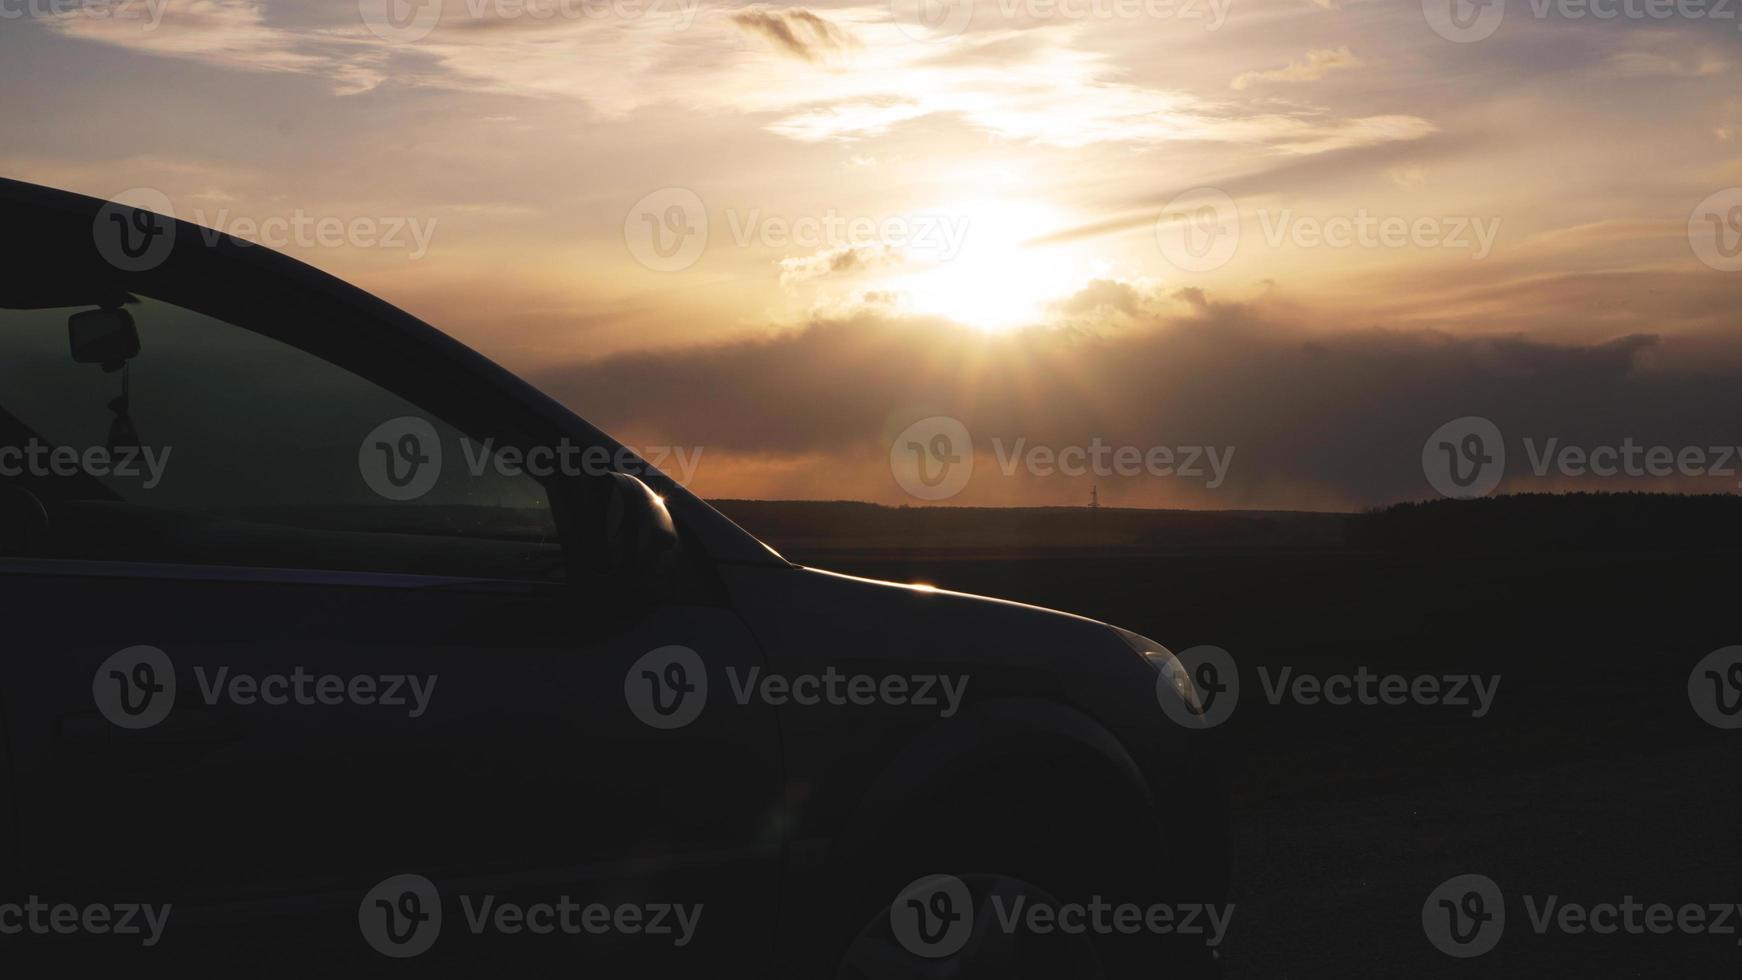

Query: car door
left=0, top=236, right=784, bottom=974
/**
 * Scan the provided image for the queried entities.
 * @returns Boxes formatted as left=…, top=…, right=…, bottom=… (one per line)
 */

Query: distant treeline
left=707, top=499, right=1344, bottom=556
left=707, top=493, right=1742, bottom=557
left=1348, top=492, right=1742, bottom=552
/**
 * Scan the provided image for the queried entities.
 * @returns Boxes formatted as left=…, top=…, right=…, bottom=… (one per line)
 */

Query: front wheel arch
left=782, top=697, right=1177, bottom=976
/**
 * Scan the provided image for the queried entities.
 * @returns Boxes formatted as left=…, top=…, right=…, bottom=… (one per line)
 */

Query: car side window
left=0, top=296, right=565, bottom=581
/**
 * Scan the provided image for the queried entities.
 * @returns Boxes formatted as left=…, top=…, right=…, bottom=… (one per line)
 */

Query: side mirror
left=69, top=307, right=141, bottom=369
left=598, top=471, right=683, bottom=593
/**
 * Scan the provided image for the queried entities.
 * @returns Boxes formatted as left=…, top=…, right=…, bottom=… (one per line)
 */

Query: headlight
left=1112, top=626, right=1204, bottom=716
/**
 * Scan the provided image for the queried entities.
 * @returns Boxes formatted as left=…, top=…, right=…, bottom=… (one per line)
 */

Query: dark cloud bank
left=531, top=289, right=1742, bottom=509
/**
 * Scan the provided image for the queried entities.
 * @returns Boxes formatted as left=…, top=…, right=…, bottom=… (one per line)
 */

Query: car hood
left=719, top=562, right=1142, bottom=684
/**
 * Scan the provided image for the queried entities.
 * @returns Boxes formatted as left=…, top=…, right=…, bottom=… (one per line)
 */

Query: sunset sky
left=4, top=0, right=1740, bottom=509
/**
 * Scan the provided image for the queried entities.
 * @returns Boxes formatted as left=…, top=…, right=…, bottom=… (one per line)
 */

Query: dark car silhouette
left=0, top=177, right=1227, bottom=978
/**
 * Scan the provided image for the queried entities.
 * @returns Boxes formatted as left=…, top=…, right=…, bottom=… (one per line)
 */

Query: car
left=0, top=177, right=1227, bottom=977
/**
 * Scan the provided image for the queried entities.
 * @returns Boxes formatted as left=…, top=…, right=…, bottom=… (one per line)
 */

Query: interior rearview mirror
left=69, top=307, right=141, bottom=368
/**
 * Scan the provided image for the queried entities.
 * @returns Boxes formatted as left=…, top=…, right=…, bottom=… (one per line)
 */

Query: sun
left=883, top=200, right=1090, bottom=332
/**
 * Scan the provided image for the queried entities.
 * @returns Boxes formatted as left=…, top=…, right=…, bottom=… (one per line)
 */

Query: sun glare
left=884, top=201, right=1088, bottom=332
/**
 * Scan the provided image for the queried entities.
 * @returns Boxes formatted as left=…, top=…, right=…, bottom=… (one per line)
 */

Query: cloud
left=1025, top=132, right=1465, bottom=248
left=35, top=2, right=1430, bottom=153
left=1047, top=278, right=1167, bottom=318
left=729, top=7, right=857, bottom=64
left=1604, top=35, right=1733, bottom=79
left=779, top=243, right=904, bottom=286
left=1232, top=47, right=1363, bottom=91
left=528, top=288, right=1742, bottom=508
left=43, top=0, right=392, bottom=94
left=1386, top=166, right=1428, bottom=190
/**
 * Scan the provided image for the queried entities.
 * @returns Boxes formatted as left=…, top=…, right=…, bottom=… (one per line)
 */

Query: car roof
left=0, top=176, right=785, bottom=566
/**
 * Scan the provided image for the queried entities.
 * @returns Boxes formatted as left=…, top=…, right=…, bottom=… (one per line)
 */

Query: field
left=716, top=499, right=1742, bottom=976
